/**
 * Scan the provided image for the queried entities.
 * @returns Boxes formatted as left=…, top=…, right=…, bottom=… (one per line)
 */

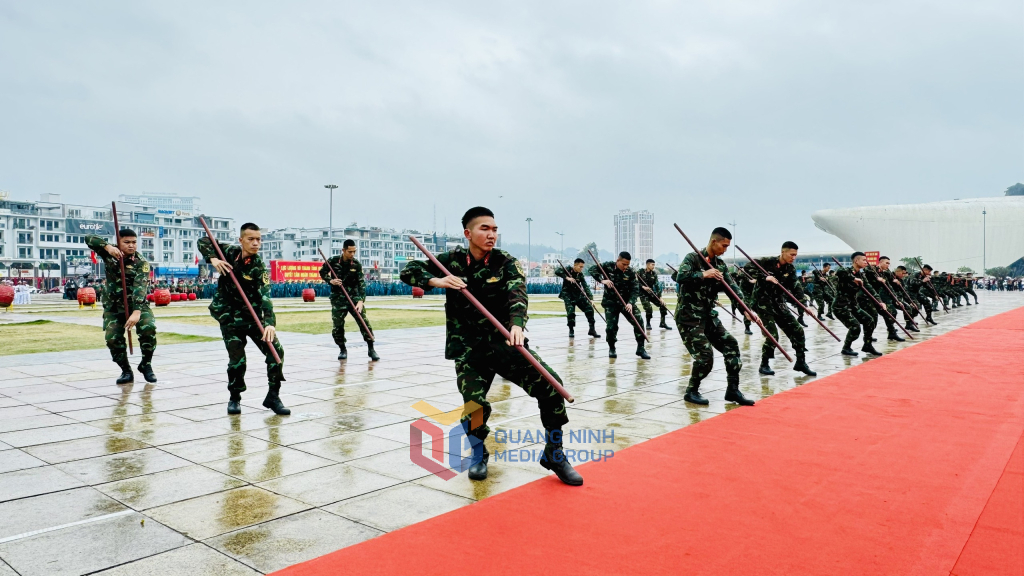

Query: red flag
left=90, top=251, right=98, bottom=264
left=194, top=254, right=199, bottom=265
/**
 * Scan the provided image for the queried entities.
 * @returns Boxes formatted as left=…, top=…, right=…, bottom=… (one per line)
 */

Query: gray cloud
left=1, top=0, right=1020, bottom=256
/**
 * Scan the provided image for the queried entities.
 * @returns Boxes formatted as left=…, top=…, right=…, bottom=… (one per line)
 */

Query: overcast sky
left=1, top=1, right=1021, bottom=256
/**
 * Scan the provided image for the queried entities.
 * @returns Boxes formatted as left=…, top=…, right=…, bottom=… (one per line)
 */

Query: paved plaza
left=0, top=294, right=1020, bottom=575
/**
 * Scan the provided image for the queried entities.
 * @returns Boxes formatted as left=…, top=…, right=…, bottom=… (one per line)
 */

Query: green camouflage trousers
left=677, top=313, right=741, bottom=387
left=220, top=323, right=285, bottom=393
left=639, top=292, right=669, bottom=323
left=813, top=291, right=833, bottom=316
left=330, top=296, right=373, bottom=346
left=455, top=342, right=568, bottom=442
left=103, top=306, right=157, bottom=365
left=835, top=304, right=875, bottom=349
left=755, top=303, right=806, bottom=360
left=560, top=294, right=595, bottom=327
left=603, top=300, right=645, bottom=344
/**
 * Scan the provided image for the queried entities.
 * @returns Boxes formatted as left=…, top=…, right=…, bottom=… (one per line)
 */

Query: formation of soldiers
left=85, top=207, right=1008, bottom=489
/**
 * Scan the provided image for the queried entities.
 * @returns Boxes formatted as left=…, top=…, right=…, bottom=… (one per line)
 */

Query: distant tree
left=956, top=266, right=975, bottom=274
left=576, top=242, right=599, bottom=263
left=1005, top=183, right=1024, bottom=196
left=985, top=266, right=1012, bottom=277
left=900, top=257, right=923, bottom=273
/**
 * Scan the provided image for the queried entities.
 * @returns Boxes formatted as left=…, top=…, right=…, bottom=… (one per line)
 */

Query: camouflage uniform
left=588, top=261, right=643, bottom=345
left=964, top=277, right=979, bottom=304
left=905, top=272, right=936, bottom=323
left=743, top=256, right=807, bottom=362
left=811, top=269, right=835, bottom=317
left=673, top=249, right=745, bottom=393
left=85, top=235, right=157, bottom=369
left=833, top=267, right=881, bottom=349
left=198, top=237, right=284, bottom=394
left=401, top=246, right=568, bottom=450
left=637, top=268, right=670, bottom=328
left=553, top=265, right=596, bottom=330
left=319, top=256, right=373, bottom=346
left=865, top=266, right=901, bottom=337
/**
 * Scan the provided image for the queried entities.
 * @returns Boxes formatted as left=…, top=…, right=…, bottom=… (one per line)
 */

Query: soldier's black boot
left=659, top=313, right=670, bottom=329
left=568, top=325, right=575, bottom=338
left=227, top=392, right=242, bottom=415
left=115, top=361, right=134, bottom=385
left=587, top=322, right=601, bottom=339
left=367, top=343, right=380, bottom=361
left=645, top=314, right=652, bottom=331
left=635, top=338, right=650, bottom=360
left=906, top=321, right=920, bottom=333
left=608, top=343, right=617, bottom=358
left=468, top=445, right=489, bottom=481
left=826, top=312, right=835, bottom=320
left=539, top=431, right=583, bottom=486
left=926, top=314, right=937, bottom=326
left=758, top=356, right=775, bottom=376
left=841, top=347, right=859, bottom=356
left=817, top=313, right=826, bottom=321
left=137, top=353, right=157, bottom=383
left=337, top=345, right=347, bottom=360
left=862, top=343, right=883, bottom=356
left=744, top=321, right=753, bottom=335
left=887, top=330, right=905, bottom=342
left=793, top=355, right=817, bottom=376
left=798, top=315, right=808, bottom=327
left=724, top=376, right=755, bottom=406
left=262, top=384, right=291, bottom=415
left=684, top=381, right=709, bottom=405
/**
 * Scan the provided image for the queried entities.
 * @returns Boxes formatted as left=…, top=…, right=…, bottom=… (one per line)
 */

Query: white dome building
left=811, top=196, right=1024, bottom=273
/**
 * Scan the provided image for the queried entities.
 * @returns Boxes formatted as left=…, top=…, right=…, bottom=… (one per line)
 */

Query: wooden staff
left=555, top=259, right=605, bottom=324
left=111, top=202, right=133, bottom=355
left=408, top=235, right=573, bottom=403
left=914, top=258, right=949, bottom=313
left=318, top=247, right=374, bottom=341
left=666, top=262, right=739, bottom=322
left=198, top=217, right=281, bottom=363
left=831, top=257, right=914, bottom=340
left=634, top=266, right=669, bottom=310
left=735, top=245, right=839, bottom=342
left=869, top=265, right=919, bottom=329
left=673, top=224, right=792, bottom=361
left=586, top=250, right=649, bottom=342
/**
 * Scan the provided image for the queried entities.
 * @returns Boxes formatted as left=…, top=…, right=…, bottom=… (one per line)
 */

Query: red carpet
left=274, top=308, right=1024, bottom=576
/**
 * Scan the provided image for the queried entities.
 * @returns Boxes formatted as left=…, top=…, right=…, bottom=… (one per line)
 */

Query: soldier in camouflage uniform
left=905, top=264, right=938, bottom=325
left=589, top=252, right=649, bottom=359
left=319, top=239, right=379, bottom=361
left=964, top=273, right=979, bottom=304
left=733, top=265, right=758, bottom=335
left=401, top=207, right=582, bottom=486
left=673, top=227, right=755, bottom=406
left=553, top=258, right=600, bottom=339
left=812, top=263, right=835, bottom=320
left=833, top=252, right=886, bottom=357
left=865, top=257, right=905, bottom=343
left=638, top=259, right=671, bottom=331
left=743, top=241, right=816, bottom=376
left=892, top=265, right=921, bottom=332
left=199, top=223, right=290, bottom=416
left=86, top=231, right=158, bottom=385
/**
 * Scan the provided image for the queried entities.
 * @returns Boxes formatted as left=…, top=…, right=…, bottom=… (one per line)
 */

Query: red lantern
left=146, top=293, right=155, bottom=302
left=77, top=287, right=97, bottom=306
left=0, top=285, right=14, bottom=308
left=187, top=293, right=197, bottom=301
left=302, top=288, right=316, bottom=302
left=153, top=289, right=171, bottom=306
left=412, top=287, right=425, bottom=298
left=170, top=293, right=181, bottom=302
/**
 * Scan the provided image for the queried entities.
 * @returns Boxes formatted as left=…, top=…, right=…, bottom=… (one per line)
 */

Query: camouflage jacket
left=672, top=249, right=744, bottom=326
left=319, top=256, right=366, bottom=304
left=400, top=246, right=527, bottom=360
left=85, top=235, right=151, bottom=313
left=554, top=266, right=593, bottom=300
left=637, top=269, right=663, bottom=299
left=833, top=267, right=881, bottom=309
left=197, top=237, right=276, bottom=327
left=812, top=270, right=835, bottom=297
left=905, top=272, right=934, bottom=300
left=588, top=261, right=639, bottom=307
left=742, top=256, right=805, bottom=310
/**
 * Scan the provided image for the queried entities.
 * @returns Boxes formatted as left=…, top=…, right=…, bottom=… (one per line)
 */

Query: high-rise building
left=613, top=209, right=654, bottom=264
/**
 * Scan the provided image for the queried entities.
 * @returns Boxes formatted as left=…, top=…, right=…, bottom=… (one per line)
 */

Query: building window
left=66, top=234, right=84, bottom=244
left=40, top=248, right=59, bottom=259
left=182, top=241, right=193, bottom=250
left=143, top=251, right=155, bottom=260
left=67, top=209, right=82, bottom=217
left=40, top=220, right=60, bottom=231
left=163, top=240, right=174, bottom=250
left=18, top=232, right=33, bottom=244
left=40, top=233, right=61, bottom=242
left=14, top=218, right=30, bottom=229
left=93, top=211, right=107, bottom=220
left=141, top=239, right=154, bottom=249
left=18, top=247, right=32, bottom=258
left=65, top=249, right=85, bottom=257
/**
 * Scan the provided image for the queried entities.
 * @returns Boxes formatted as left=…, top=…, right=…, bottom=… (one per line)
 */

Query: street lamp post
left=556, top=231, right=564, bottom=258
left=982, top=209, right=987, bottom=274
left=526, top=217, right=533, bottom=278
left=324, top=184, right=338, bottom=256
left=727, top=220, right=737, bottom=264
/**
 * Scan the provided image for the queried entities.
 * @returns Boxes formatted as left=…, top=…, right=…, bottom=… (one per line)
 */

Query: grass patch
left=0, top=320, right=217, bottom=356
left=149, top=308, right=448, bottom=334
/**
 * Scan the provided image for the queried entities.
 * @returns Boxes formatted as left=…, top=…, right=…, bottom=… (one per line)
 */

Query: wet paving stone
left=0, top=294, right=1017, bottom=573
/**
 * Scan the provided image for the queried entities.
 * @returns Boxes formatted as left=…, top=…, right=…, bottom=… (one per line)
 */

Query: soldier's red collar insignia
left=466, top=252, right=491, bottom=266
